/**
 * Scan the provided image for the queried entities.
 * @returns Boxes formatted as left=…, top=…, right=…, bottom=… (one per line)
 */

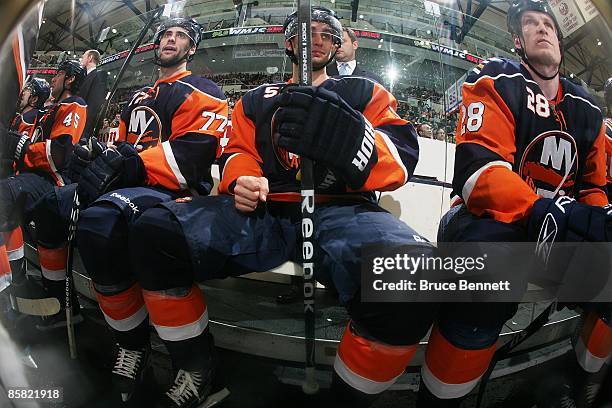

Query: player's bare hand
left=234, top=176, right=268, bottom=212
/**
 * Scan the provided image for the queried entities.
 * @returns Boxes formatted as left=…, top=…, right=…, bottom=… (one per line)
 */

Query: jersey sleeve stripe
left=45, top=140, right=65, bottom=186
left=462, top=160, right=511, bottom=203
left=161, top=141, right=188, bottom=190
left=220, top=153, right=240, bottom=180
left=176, top=80, right=227, bottom=103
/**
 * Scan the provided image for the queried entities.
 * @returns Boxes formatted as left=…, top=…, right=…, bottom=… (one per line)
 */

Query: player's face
left=518, top=11, right=561, bottom=68
left=50, top=70, right=66, bottom=99
left=159, top=27, right=195, bottom=66
left=287, top=21, right=339, bottom=71
left=18, top=87, right=31, bottom=110
left=336, top=30, right=357, bottom=63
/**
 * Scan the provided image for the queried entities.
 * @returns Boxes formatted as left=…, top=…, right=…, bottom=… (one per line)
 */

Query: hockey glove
left=0, top=128, right=30, bottom=168
left=274, top=85, right=377, bottom=189
left=77, top=142, right=145, bottom=207
left=66, top=137, right=104, bottom=183
left=528, top=196, right=612, bottom=243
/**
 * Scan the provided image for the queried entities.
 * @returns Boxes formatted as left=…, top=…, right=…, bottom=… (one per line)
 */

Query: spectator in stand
left=417, top=123, right=433, bottom=138
left=435, top=128, right=446, bottom=141
left=110, top=113, right=120, bottom=128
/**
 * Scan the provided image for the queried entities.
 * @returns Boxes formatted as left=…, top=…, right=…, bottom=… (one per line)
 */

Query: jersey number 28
left=460, top=102, right=484, bottom=135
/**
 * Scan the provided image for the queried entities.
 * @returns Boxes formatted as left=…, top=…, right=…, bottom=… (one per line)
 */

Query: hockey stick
left=475, top=300, right=557, bottom=407
left=62, top=6, right=165, bottom=358
left=90, top=6, right=164, bottom=141
left=65, top=189, right=79, bottom=359
left=296, top=0, right=318, bottom=395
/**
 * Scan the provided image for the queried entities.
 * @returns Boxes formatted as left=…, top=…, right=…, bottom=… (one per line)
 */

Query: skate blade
left=200, top=388, right=230, bottom=407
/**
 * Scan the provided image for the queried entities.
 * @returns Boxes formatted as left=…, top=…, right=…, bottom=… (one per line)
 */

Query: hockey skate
left=111, top=343, right=151, bottom=404
left=157, top=368, right=229, bottom=408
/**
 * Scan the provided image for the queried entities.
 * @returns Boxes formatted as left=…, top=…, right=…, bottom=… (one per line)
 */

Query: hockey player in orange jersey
left=417, top=1, right=611, bottom=406
left=70, top=17, right=228, bottom=406
left=0, top=61, right=86, bottom=319
left=128, top=6, right=437, bottom=408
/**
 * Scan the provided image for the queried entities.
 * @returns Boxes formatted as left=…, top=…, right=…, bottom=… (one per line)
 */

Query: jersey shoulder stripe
left=177, top=75, right=226, bottom=101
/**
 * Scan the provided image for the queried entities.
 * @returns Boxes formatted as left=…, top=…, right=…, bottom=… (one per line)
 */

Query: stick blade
left=12, top=296, right=61, bottom=316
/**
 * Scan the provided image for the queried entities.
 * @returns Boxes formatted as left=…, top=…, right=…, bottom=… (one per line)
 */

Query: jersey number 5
left=460, top=102, right=484, bottom=135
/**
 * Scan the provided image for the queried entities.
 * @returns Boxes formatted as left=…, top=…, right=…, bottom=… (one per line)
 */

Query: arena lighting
left=597, top=39, right=602, bottom=46
left=511, top=48, right=515, bottom=52
left=112, top=28, right=117, bottom=34
left=124, top=38, right=129, bottom=43
left=387, top=66, right=398, bottom=81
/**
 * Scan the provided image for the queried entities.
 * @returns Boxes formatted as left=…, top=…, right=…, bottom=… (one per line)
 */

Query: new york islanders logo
left=127, top=106, right=162, bottom=150
left=519, top=130, right=578, bottom=198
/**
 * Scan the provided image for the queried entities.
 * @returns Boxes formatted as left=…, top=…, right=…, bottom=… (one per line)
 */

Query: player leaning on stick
left=128, top=6, right=436, bottom=408
left=417, top=1, right=611, bottom=406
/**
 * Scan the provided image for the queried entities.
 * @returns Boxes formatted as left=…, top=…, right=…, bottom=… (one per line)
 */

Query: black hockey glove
left=66, top=137, right=104, bottom=183
left=274, top=85, right=377, bottom=190
left=77, top=142, right=145, bottom=207
left=0, top=128, right=30, bottom=168
left=528, top=196, right=612, bottom=243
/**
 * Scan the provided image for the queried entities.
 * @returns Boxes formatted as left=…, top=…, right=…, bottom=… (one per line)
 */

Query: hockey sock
left=38, top=245, right=67, bottom=289
left=418, top=324, right=496, bottom=406
left=4, top=228, right=24, bottom=284
left=571, top=312, right=612, bottom=406
left=95, top=283, right=149, bottom=348
left=143, top=285, right=210, bottom=371
left=0, top=238, right=10, bottom=291
left=334, top=321, right=416, bottom=395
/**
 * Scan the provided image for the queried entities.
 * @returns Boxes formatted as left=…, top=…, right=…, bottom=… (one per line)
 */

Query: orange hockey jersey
left=117, top=70, right=228, bottom=194
left=23, top=95, right=87, bottom=186
left=9, top=107, right=42, bottom=138
left=219, top=77, right=419, bottom=200
left=453, top=58, right=607, bottom=223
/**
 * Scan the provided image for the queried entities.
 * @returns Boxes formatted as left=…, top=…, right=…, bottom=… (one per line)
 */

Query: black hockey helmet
left=283, top=6, right=342, bottom=46
left=507, top=0, right=562, bottom=41
left=25, top=77, right=50, bottom=108
left=56, top=59, right=86, bottom=92
left=153, top=17, right=202, bottom=50
left=283, top=6, right=342, bottom=66
left=605, top=77, right=612, bottom=109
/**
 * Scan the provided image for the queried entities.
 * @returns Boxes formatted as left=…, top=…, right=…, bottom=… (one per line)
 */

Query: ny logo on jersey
left=128, top=106, right=162, bottom=149
left=519, top=130, right=578, bottom=199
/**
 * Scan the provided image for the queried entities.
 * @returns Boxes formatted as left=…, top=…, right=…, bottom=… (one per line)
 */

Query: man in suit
left=327, top=27, right=384, bottom=85
left=78, top=49, right=107, bottom=138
